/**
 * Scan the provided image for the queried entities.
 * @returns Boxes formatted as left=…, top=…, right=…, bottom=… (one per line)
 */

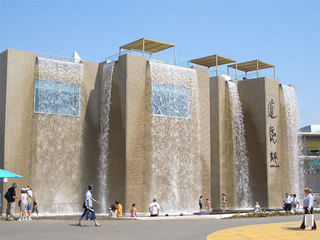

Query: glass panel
left=34, top=79, right=81, bottom=117
left=152, top=83, right=189, bottom=119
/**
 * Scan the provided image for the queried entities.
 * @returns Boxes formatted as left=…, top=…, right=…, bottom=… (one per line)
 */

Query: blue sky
left=1, top=0, right=319, bottom=127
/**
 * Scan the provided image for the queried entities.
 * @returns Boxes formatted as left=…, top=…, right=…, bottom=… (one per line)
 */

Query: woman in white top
left=18, top=188, right=28, bottom=221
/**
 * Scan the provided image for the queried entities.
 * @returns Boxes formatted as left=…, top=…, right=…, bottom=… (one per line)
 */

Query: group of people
left=199, top=193, right=228, bottom=213
left=4, top=182, right=38, bottom=221
left=198, top=196, right=211, bottom=213
left=304, top=167, right=320, bottom=175
left=6, top=182, right=317, bottom=231
left=78, top=184, right=161, bottom=226
left=282, top=188, right=317, bottom=230
left=283, top=192, right=300, bottom=213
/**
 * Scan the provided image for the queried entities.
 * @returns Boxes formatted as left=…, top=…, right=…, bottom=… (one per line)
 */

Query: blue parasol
left=0, top=169, right=23, bottom=179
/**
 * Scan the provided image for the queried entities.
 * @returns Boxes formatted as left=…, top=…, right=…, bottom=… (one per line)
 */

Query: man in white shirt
left=149, top=199, right=160, bottom=217
left=300, top=187, right=317, bottom=230
left=283, top=193, right=292, bottom=212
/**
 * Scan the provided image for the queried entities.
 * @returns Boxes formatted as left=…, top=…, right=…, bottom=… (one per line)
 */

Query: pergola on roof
left=228, top=60, right=274, bottom=72
left=228, top=60, right=276, bottom=79
left=119, top=38, right=176, bottom=63
left=120, top=38, right=175, bottom=53
left=190, top=54, right=236, bottom=68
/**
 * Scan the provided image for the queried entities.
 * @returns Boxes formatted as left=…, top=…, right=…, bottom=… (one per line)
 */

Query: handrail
left=36, top=52, right=74, bottom=62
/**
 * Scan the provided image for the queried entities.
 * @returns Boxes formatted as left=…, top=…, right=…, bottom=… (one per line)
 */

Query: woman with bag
left=17, top=188, right=28, bottom=221
left=300, top=187, right=317, bottom=230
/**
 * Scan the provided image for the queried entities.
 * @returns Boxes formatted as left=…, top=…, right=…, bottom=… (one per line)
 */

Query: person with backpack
left=5, top=182, right=18, bottom=221
left=78, top=184, right=100, bottom=226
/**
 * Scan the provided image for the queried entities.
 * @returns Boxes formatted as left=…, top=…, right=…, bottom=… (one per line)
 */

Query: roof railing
left=36, top=52, right=74, bottom=62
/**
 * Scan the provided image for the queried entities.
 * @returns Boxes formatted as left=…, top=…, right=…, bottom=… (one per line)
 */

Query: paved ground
left=208, top=221, right=320, bottom=240
left=0, top=214, right=319, bottom=240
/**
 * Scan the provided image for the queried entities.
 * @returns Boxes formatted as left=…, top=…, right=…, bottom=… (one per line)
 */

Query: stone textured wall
left=125, top=54, right=150, bottom=213
left=192, top=66, right=211, bottom=206
left=108, top=56, right=127, bottom=211
left=0, top=49, right=100, bottom=215
left=79, top=60, right=100, bottom=207
left=264, top=78, right=282, bottom=207
left=238, top=78, right=268, bottom=207
left=1, top=49, right=36, bottom=214
left=210, top=76, right=236, bottom=209
left=238, top=77, right=284, bottom=208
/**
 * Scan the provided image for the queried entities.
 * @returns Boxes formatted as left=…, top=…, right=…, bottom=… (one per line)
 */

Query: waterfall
left=33, top=57, right=83, bottom=215
left=227, top=81, right=252, bottom=208
left=149, top=62, right=201, bottom=213
left=98, top=62, right=115, bottom=213
left=282, top=85, right=303, bottom=196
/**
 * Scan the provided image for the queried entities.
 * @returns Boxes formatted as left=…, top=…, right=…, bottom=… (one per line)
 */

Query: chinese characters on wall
left=268, top=99, right=279, bottom=168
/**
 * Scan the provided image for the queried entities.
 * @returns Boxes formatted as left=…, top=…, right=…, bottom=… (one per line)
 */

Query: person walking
left=149, top=199, right=160, bottom=217
left=283, top=193, right=292, bottom=212
left=5, top=182, right=18, bottom=221
left=78, top=184, right=100, bottom=226
left=300, top=188, right=317, bottom=230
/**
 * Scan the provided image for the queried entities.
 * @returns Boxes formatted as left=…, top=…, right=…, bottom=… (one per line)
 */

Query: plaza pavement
left=0, top=214, right=319, bottom=240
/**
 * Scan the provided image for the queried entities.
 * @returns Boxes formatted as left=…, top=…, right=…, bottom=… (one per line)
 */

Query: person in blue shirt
left=78, top=184, right=100, bottom=226
left=300, top=187, right=317, bottom=230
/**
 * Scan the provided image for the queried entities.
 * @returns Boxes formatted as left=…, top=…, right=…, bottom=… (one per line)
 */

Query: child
left=32, top=197, right=39, bottom=217
left=205, top=199, right=211, bottom=213
left=254, top=202, right=260, bottom=213
left=131, top=203, right=138, bottom=218
left=221, top=193, right=227, bottom=213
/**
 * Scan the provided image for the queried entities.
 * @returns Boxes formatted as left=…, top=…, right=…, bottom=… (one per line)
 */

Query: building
left=299, top=125, right=320, bottom=193
left=0, top=38, right=301, bottom=215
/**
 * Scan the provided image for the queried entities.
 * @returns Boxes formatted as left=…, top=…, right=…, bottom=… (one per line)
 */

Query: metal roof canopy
left=190, top=54, right=237, bottom=78
left=119, top=38, right=176, bottom=64
left=228, top=60, right=276, bottom=79
left=190, top=54, right=236, bottom=67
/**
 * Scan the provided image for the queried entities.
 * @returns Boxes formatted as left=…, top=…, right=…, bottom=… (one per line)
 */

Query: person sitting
left=109, top=204, right=118, bottom=218
left=131, top=203, right=138, bottom=218
left=149, top=199, right=160, bottom=217
left=115, top=201, right=122, bottom=217
left=254, top=202, right=260, bottom=213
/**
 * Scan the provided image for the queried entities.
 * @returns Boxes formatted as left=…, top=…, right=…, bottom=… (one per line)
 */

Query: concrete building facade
left=0, top=45, right=298, bottom=215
